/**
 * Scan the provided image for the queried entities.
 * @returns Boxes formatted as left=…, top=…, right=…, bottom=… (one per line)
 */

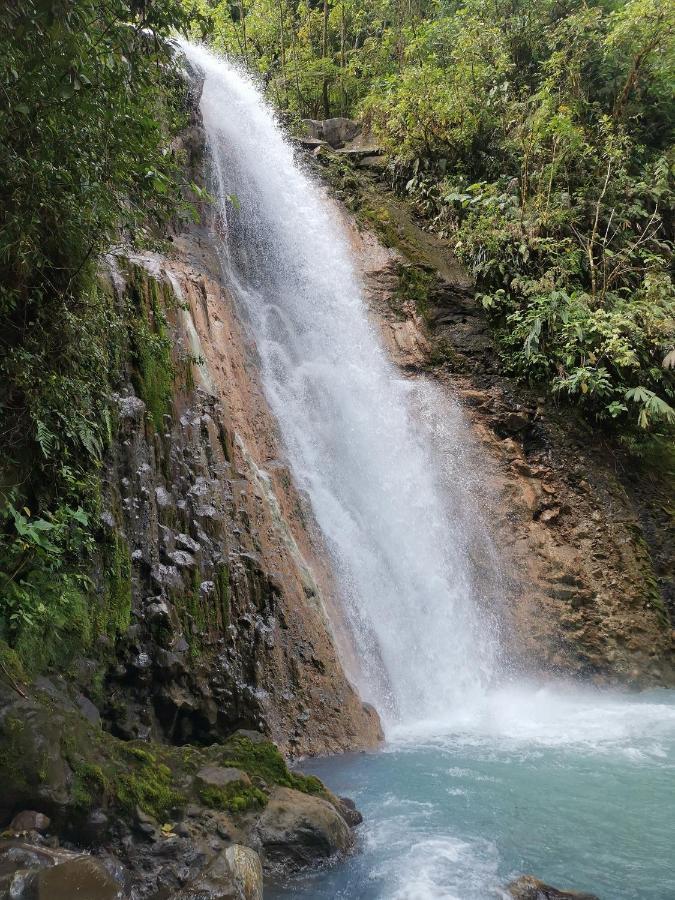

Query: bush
left=364, top=0, right=675, bottom=432
left=0, top=0, right=190, bottom=671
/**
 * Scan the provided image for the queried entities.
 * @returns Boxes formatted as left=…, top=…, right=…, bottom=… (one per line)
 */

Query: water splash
left=178, top=41, right=500, bottom=728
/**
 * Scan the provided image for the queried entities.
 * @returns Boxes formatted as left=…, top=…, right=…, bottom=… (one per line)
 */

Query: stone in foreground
left=508, top=874, right=600, bottom=900
left=254, top=786, right=353, bottom=870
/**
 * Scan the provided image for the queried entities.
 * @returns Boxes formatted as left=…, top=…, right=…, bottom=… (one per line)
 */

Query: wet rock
left=80, top=810, right=110, bottom=845
left=8, top=812, right=50, bottom=834
left=177, top=532, right=201, bottom=553
left=117, top=395, right=146, bottom=426
left=146, top=594, right=171, bottom=617
left=254, top=786, right=352, bottom=870
left=0, top=844, right=52, bottom=874
left=497, top=409, right=531, bottom=434
left=229, top=729, right=268, bottom=745
left=0, top=695, right=72, bottom=823
left=335, top=796, right=363, bottom=827
left=170, top=550, right=197, bottom=569
left=155, top=486, right=174, bottom=509
left=16, top=855, right=123, bottom=900
left=75, top=694, right=101, bottom=727
left=177, top=844, right=262, bottom=900
left=0, top=842, right=124, bottom=900
left=507, top=875, right=600, bottom=899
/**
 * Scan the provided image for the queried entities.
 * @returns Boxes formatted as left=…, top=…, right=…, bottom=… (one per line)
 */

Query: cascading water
left=178, top=42, right=675, bottom=900
left=179, top=40, right=500, bottom=728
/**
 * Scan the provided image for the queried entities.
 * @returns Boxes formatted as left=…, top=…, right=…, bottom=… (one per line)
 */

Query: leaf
left=71, top=507, right=89, bottom=526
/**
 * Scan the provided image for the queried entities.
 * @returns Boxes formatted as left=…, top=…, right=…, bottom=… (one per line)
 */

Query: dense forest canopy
left=185, top=0, right=675, bottom=432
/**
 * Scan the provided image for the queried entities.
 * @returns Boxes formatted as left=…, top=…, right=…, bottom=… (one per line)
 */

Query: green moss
left=0, top=640, right=27, bottom=685
left=287, top=772, right=327, bottom=796
left=0, top=714, right=30, bottom=794
left=129, top=268, right=175, bottom=431
left=199, top=781, right=267, bottom=814
left=117, top=759, right=184, bottom=820
left=360, top=204, right=401, bottom=248
left=217, top=735, right=329, bottom=799
left=71, top=759, right=111, bottom=809
left=11, top=574, right=93, bottom=676
left=426, top=338, right=467, bottom=370
left=100, top=531, right=132, bottom=638
left=395, top=264, right=435, bottom=321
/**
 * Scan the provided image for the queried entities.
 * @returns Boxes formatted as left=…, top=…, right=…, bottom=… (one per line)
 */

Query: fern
left=35, top=420, right=57, bottom=459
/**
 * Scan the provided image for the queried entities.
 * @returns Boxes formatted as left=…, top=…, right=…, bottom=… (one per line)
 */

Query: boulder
left=254, top=786, right=352, bottom=870
left=508, top=875, right=600, bottom=900
left=0, top=849, right=123, bottom=900
left=301, top=117, right=361, bottom=148
left=0, top=690, right=73, bottom=823
left=334, top=795, right=362, bottom=827
left=176, top=844, right=262, bottom=900
left=8, top=812, right=50, bottom=834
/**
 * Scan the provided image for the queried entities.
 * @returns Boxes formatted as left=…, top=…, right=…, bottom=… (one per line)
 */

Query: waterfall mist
left=178, top=41, right=502, bottom=730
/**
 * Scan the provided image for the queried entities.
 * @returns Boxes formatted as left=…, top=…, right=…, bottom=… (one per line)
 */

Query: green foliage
left=217, top=734, right=330, bottom=797
left=0, top=496, right=95, bottom=671
left=199, top=781, right=268, bottom=813
left=183, top=0, right=438, bottom=118
left=0, top=1, right=191, bottom=671
left=362, top=0, right=675, bottom=433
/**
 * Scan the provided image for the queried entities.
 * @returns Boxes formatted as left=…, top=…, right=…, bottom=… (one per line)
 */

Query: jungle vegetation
left=188, top=0, right=675, bottom=431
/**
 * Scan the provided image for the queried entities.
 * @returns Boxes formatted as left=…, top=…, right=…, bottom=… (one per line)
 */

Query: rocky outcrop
left=508, top=875, right=599, bottom=900
left=92, top=237, right=380, bottom=756
left=0, top=845, right=124, bottom=900
left=315, top=148, right=674, bottom=686
left=301, top=117, right=361, bottom=148
left=0, top=88, right=379, bottom=900
left=0, top=681, right=357, bottom=898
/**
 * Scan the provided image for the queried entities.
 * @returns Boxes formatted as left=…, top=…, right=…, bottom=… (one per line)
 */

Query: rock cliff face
left=320, top=155, right=674, bottom=686
left=96, top=237, right=380, bottom=756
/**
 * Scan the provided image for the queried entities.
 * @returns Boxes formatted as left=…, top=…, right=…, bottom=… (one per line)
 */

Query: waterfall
left=178, top=42, right=501, bottom=729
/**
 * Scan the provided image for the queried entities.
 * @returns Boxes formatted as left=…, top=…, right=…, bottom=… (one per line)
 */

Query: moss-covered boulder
left=0, top=680, right=358, bottom=889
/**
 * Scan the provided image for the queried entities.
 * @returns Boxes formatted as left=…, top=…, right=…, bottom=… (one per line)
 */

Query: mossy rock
left=0, top=683, right=335, bottom=840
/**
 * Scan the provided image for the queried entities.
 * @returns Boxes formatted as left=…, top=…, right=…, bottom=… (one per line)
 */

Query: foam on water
left=389, top=683, right=675, bottom=759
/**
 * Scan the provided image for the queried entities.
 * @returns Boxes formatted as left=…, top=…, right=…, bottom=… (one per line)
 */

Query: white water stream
left=180, top=40, right=500, bottom=728
left=178, top=43, right=675, bottom=898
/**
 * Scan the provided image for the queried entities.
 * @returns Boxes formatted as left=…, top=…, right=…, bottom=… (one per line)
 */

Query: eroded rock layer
left=97, top=240, right=380, bottom=756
